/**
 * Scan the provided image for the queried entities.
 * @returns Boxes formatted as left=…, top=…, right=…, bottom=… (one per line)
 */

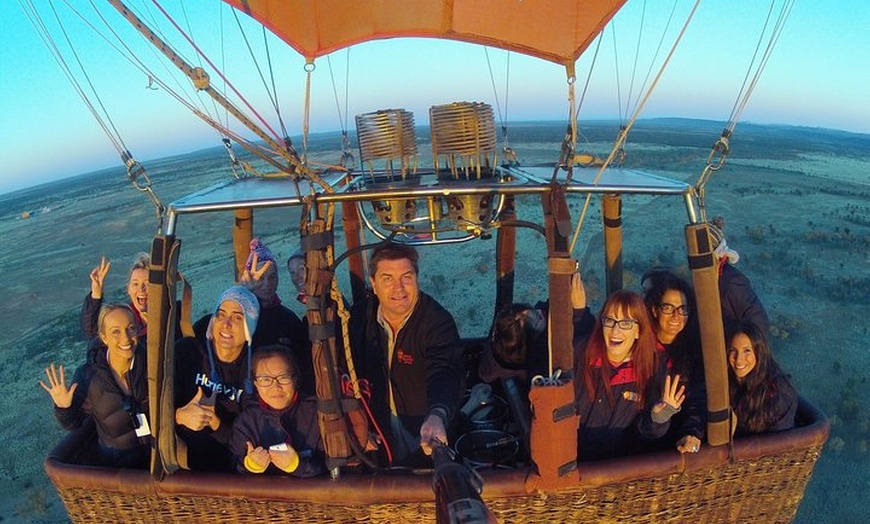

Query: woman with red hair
left=574, top=289, right=685, bottom=460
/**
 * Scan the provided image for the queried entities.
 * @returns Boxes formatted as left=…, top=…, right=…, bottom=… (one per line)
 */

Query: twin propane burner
left=353, top=102, right=504, bottom=242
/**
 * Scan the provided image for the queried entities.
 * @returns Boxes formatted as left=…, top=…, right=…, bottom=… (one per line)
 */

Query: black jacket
left=175, top=336, right=252, bottom=472
left=573, top=311, right=672, bottom=461
left=346, top=291, right=464, bottom=452
left=655, top=338, right=707, bottom=447
left=55, top=339, right=150, bottom=468
left=230, top=396, right=326, bottom=477
left=732, top=372, right=797, bottom=436
left=720, top=263, right=770, bottom=336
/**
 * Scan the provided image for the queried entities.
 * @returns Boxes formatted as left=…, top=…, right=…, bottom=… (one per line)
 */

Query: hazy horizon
left=2, top=117, right=867, bottom=199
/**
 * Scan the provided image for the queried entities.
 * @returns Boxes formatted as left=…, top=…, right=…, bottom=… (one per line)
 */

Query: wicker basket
left=45, top=398, right=828, bottom=523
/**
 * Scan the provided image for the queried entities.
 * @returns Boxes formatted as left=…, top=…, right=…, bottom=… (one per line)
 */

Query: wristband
left=244, top=454, right=268, bottom=474
left=278, top=451, right=300, bottom=473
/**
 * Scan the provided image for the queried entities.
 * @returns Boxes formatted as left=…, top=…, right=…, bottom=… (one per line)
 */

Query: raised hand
left=240, top=252, right=273, bottom=283
left=175, top=387, right=216, bottom=431
left=89, top=256, right=111, bottom=299
left=570, top=271, right=587, bottom=309
left=246, top=441, right=271, bottom=471
left=39, top=364, right=78, bottom=408
left=660, top=374, right=686, bottom=410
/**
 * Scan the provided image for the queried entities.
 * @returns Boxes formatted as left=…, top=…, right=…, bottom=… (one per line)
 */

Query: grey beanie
left=208, top=285, right=260, bottom=344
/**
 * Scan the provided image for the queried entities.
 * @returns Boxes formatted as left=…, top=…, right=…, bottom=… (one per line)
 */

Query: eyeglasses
left=253, top=375, right=294, bottom=387
left=602, top=317, right=638, bottom=330
left=659, top=303, right=689, bottom=317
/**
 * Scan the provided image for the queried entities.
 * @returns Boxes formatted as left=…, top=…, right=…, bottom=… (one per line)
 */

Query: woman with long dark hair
left=728, top=321, right=797, bottom=435
left=642, top=268, right=706, bottom=454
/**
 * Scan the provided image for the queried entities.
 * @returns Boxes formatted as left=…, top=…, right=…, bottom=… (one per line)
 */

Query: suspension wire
left=570, top=0, right=703, bottom=255
left=484, top=48, right=506, bottom=131
left=573, top=31, right=604, bottom=122
left=23, top=0, right=171, bottom=228
left=87, top=1, right=294, bottom=174
left=178, top=1, right=219, bottom=118
left=147, top=0, right=284, bottom=144
left=502, top=51, right=517, bottom=164
left=327, top=51, right=357, bottom=170
left=178, top=0, right=237, bottom=162
left=695, top=0, right=796, bottom=222
left=80, top=1, right=212, bottom=119
left=623, top=0, right=647, bottom=124
left=485, top=47, right=517, bottom=164
left=216, top=4, right=246, bottom=177
left=262, top=26, right=289, bottom=139
left=219, top=4, right=229, bottom=128
left=727, top=0, right=796, bottom=130
left=23, top=0, right=128, bottom=154
left=32, top=0, right=294, bottom=186
left=228, top=7, right=287, bottom=139
left=611, top=22, right=624, bottom=126
left=327, top=53, right=350, bottom=134
left=85, top=0, right=219, bottom=133
left=302, top=62, right=315, bottom=164
left=110, top=0, right=211, bottom=121
left=343, top=51, right=350, bottom=135
left=628, top=0, right=681, bottom=119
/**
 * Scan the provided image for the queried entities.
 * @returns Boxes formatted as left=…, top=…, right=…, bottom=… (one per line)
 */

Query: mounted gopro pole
left=431, top=439, right=499, bottom=523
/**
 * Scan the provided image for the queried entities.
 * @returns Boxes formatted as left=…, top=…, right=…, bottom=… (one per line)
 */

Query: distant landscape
left=0, top=119, right=868, bottom=522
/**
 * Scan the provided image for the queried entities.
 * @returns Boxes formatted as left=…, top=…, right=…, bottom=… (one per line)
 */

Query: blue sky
left=1, top=1, right=868, bottom=195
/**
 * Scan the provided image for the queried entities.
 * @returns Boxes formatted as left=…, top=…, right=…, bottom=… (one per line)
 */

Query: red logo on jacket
left=396, top=349, right=414, bottom=366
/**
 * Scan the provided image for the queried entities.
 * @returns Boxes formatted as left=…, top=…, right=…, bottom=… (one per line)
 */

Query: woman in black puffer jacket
left=41, top=304, right=150, bottom=468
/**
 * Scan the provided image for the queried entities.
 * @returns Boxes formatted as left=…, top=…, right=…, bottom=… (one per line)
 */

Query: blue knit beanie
left=210, top=285, right=260, bottom=344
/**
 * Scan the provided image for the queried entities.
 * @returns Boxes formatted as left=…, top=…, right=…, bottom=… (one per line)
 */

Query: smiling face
left=287, top=257, right=306, bottom=294
left=211, top=300, right=247, bottom=362
left=127, top=267, right=149, bottom=314
left=654, top=288, right=688, bottom=344
left=253, top=354, right=298, bottom=410
left=370, top=257, right=419, bottom=328
left=728, top=332, right=757, bottom=383
left=100, top=307, right=138, bottom=361
left=602, top=305, right=640, bottom=364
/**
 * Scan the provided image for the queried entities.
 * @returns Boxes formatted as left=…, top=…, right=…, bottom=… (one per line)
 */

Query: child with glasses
left=573, top=288, right=685, bottom=461
left=642, top=268, right=707, bottom=455
left=230, top=344, right=325, bottom=476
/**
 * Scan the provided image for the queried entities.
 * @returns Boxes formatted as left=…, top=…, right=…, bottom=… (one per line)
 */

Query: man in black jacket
left=347, top=243, right=463, bottom=467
